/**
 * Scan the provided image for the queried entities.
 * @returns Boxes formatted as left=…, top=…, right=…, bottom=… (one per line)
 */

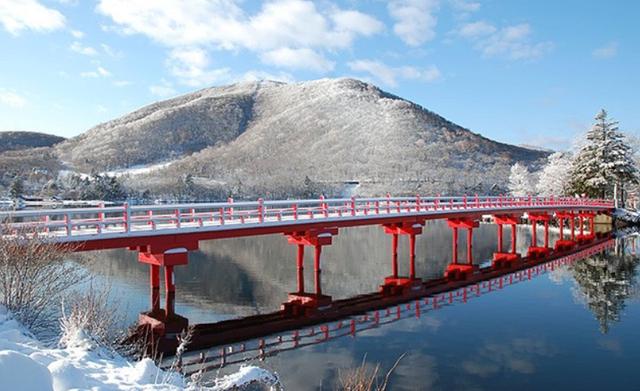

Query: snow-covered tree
left=569, top=109, right=638, bottom=198
left=536, top=152, right=573, bottom=196
left=508, top=163, right=533, bottom=196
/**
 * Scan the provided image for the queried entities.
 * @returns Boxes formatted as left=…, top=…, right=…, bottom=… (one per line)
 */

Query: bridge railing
left=0, top=195, right=614, bottom=239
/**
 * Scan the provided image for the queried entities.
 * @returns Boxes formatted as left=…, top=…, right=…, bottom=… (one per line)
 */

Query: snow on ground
left=102, top=161, right=176, bottom=177
left=59, top=161, right=176, bottom=180
left=0, top=305, right=279, bottom=390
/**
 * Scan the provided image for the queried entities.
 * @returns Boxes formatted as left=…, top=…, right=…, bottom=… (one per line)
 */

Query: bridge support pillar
left=492, top=214, right=521, bottom=268
left=576, top=212, right=596, bottom=243
left=282, top=228, right=338, bottom=316
left=555, top=211, right=576, bottom=251
left=445, top=218, right=480, bottom=280
left=527, top=213, right=551, bottom=258
left=380, top=221, right=424, bottom=295
left=134, top=239, right=197, bottom=354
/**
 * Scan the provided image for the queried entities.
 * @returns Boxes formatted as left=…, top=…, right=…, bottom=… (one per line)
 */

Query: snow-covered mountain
left=54, top=78, right=547, bottom=196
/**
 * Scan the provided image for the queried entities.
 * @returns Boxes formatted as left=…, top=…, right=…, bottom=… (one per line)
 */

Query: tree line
left=508, top=109, right=638, bottom=206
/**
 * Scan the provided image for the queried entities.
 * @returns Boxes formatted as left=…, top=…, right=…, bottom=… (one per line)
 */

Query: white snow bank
left=211, top=365, right=280, bottom=390
left=0, top=350, right=53, bottom=391
left=0, top=305, right=279, bottom=390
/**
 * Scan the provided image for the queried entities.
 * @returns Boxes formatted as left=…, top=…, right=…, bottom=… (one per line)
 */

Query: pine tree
left=9, top=176, right=24, bottom=199
left=508, top=163, right=533, bottom=196
left=536, top=152, right=573, bottom=196
left=570, top=109, right=638, bottom=198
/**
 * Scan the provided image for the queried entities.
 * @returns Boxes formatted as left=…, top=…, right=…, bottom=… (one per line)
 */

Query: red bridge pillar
left=282, top=228, right=338, bottom=315
left=136, top=239, right=198, bottom=343
left=445, top=218, right=479, bottom=280
left=380, top=221, right=424, bottom=295
left=555, top=211, right=576, bottom=251
left=492, top=214, right=522, bottom=268
left=576, top=212, right=596, bottom=243
left=527, top=213, right=551, bottom=258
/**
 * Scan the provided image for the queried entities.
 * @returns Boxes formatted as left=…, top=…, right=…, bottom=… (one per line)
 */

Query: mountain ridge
left=3, top=78, right=548, bottom=197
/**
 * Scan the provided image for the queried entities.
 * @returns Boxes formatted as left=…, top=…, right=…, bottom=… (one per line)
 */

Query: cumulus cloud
left=457, top=21, right=553, bottom=60
left=70, top=29, right=84, bottom=38
left=0, top=90, right=27, bottom=108
left=348, top=59, right=441, bottom=87
left=0, top=0, right=65, bottom=35
left=97, top=0, right=384, bottom=85
left=388, top=0, right=439, bottom=46
left=592, top=41, right=618, bottom=59
left=260, top=47, right=334, bottom=72
left=166, top=47, right=231, bottom=87
left=449, top=0, right=480, bottom=13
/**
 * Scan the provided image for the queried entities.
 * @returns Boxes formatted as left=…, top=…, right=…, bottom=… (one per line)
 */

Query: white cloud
left=592, top=41, right=618, bottom=59
left=149, top=80, right=177, bottom=98
left=457, top=22, right=553, bottom=60
left=101, top=43, right=121, bottom=57
left=347, top=60, right=441, bottom=87
left=97, top=0, right=384, bottom=79
left=260, top=47, right=334, bottom=72
left=166, top=47, right=230, bottom=87
left=0, top=90, right=27, bottom=108
left=449, top=0, right=480, bottom=13
left=70, top=41, right=98, bottom=56
left=97, top=0, right=382, bottom=50
left=96, top=104, right=108, bottom=113
left=70, top=29, right=83, bottom=38
left=388, top=0, right=439, bottom=47
left=81, top=66, right=111, bottom=78
left=331, top=9, right=384, bottom=37
left=0, top=0, right=65, bottom=35
left=458, top=21, right=496, bottom=38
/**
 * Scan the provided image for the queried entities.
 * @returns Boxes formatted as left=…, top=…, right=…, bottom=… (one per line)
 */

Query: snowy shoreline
left=0, top=305, right=279, bottom=390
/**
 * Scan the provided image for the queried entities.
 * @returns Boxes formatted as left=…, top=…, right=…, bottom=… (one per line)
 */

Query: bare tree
left=0, top=227, right=87, bottom=332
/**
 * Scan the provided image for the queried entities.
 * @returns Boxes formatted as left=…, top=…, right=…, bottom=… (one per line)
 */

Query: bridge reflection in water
left=171, top=237, right=616, bottom=376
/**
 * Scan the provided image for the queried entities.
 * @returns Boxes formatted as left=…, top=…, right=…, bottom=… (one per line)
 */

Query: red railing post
left=258, top=198, right=264, bottom=223
left=416, top=194, right=421, bottom=211
left=293, top=203, right=298, bottom=220
left=463, top=195, right=467, bottom=209
left=386, top=193, right=391, bottom=213
left=351, top=197, right=356, bottom=216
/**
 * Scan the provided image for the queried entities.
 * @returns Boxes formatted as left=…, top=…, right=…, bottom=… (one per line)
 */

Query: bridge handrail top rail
left=0, top=195, right=612, bottom=219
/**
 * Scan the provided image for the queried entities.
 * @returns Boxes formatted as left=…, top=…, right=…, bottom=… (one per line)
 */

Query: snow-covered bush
left=508, top=163, right=533, bottom=196
left=59, top=283, right=123, bottom=350
left=536, top=152, right=573, bottom=196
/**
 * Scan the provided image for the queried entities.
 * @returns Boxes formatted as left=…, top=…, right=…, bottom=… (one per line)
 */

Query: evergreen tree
left=570, top=109, right=638, bottom=198
left=508, top=163, right=533, bottom=196
left=536, top=152, right=573, bottom=196
left=9, top=176, right=24, bottom=199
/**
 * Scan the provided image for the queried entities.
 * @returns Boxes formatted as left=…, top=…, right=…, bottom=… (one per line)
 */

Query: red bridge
left=0, top=195, right=614, bottom=353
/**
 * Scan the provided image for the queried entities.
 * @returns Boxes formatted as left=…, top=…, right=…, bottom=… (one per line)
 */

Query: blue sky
left=0, top=0, right=638, bottom=150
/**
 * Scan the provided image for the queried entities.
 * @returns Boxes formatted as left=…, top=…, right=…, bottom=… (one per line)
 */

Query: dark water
left=86, top=221, right=640, bottom=390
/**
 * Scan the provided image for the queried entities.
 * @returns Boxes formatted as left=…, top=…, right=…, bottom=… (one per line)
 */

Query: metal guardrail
left=0, top=195, right=614, bottom=241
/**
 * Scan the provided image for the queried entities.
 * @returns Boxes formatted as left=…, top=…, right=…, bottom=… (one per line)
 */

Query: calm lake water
left=86, top=221, right=640, bottom=390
